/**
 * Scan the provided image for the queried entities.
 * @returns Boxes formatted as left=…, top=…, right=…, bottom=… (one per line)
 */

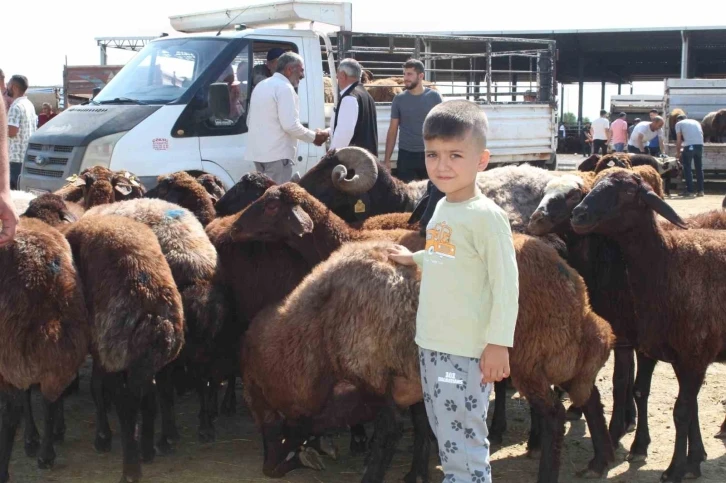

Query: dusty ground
left=8, top=166, right=726, bottom=483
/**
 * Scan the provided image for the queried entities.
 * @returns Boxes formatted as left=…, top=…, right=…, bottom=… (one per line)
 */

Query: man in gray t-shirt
left=675, top=114, right=705, bottom=197
left=384, top=59, right=443, bottom=182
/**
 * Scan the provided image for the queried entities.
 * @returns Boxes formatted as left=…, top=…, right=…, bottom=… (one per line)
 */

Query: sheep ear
left=61, top=211, right=78, bottom=224
left=288, top=205, right=313, bottom=237
left=638, top=186, right=688, bottom=229
left=290, top=172, right=301, bottom=183
left=115, top=183, right=133, bottom=196
left=208, top=192, right=219, bottom=204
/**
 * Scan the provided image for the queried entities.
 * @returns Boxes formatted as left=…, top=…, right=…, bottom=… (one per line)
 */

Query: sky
left=1, top=0, right=718, bottom=118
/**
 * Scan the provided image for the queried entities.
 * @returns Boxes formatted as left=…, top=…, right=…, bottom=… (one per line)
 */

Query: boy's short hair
left=649, top=109, right=659, bottom=114
left=403, top=59, right=425, bottom=75
left=423, top=100, right=488, bottom=149
left=600, top=109, right=607, bottom=116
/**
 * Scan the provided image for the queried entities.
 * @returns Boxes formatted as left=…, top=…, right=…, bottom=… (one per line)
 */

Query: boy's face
left=424, top=131, right=490, bottom=201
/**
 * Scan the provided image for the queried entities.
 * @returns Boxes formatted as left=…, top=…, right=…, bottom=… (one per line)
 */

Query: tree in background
left=562, top=112, right=591, bottom=127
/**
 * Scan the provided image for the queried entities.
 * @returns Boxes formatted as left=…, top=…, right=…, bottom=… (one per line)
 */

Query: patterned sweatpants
left=419, top=347, right=493, bottom=483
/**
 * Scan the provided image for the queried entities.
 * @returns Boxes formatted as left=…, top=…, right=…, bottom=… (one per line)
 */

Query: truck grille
left=27, top=155, right=69, bottom=166
left=28, top=144, right=74, bottom=153
left=54, top=145, right=74, bottom=153
left=25, top=167, right=65, bottom=178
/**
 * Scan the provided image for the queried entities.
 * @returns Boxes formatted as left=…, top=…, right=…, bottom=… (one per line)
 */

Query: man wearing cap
left=610, top=112, right=629, bottom=153
left=675, top=113, right=705, bottom=198
left=252, top=48, right=286, bottom=88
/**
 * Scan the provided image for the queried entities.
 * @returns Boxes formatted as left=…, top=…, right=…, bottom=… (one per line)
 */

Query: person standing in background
left=590, top=110, right=610, bottom=156
left=37, top=102, right=57, bottom=128
left=609, top=112, right=628, bottom=153
left=675, top=113, right=705, bottom=198
left=0, top=69, right=11, bottom=113
left=581, top=122, right=592, bottom=157
left=628, top=117, right=640, bottom=138
left=6, top=75, right=37, bottom=189
left=0, top=95, right=18, bottom=246
left=384, top=59, right=443, bottom=181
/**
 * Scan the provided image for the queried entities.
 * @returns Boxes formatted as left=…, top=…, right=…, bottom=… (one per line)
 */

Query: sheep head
left=196, top=174, right=227, bottom=205
left=215, top=172, right=277, bottom=217
left=230, top=184, right=313, bottom=242
left=577, top=154, right=601, bottom=172
left=715, top=109, right=726, bottom=131
left=528, top=175, right=588, bottom=236
left=571, top=170, right=687, bottom=235
left=22, top=193, right=78, bottom=227
left=54, top=165, right=114, bottom=202
left=594, top=154, right=632, bottom=173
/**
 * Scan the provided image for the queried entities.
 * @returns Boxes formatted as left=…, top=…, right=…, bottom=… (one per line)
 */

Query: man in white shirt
left=245, top=52, right=326, bottom=184
left=6, top=75, right=37, bottom=189
left=323, top=58, right=378, bottom=155
left=590, top=110, right=610, bottom=156
left=628, top=116, right=665, bottom=154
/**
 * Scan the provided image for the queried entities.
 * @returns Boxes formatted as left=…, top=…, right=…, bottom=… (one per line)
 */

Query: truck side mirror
left=208, top=83, right=230, bottom=119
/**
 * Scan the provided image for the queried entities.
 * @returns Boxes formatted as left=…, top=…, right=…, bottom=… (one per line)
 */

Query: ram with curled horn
left=298, top=147, right=427, bottom=223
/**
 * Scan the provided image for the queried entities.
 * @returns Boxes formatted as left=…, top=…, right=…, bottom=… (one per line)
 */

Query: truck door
left=196, top=37, right=306, bottom=186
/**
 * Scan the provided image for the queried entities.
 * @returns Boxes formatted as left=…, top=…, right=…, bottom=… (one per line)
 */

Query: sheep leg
left=92, top=361, right=113, bottom=454
left=37, top=397, right=61, bottom=469
left=53, top=396, right=66, bottom=443
left=488, top=379, right=507, bottom=444
left=140, top=385, right=158, bottom=464
left=609, top=345, right=635, bottom=445
left=627, top=353, right=657, bottom=462
left=716, top=415, right=726, bottom=439
left=526, top=405, right=542, bottom=459
left=22, top=388, right=40, bottom=457
left=402, top=402, right=431, bottom=483
left=660, top=365, right=705, bottom=483
left=260, top=418, right=321, bottom=477
left=528, top=391, right=565, bottom=483
left=360, top=404, right=403, bottom=483
left=197, top=379, right=216, bottom=443
left=684, top=397, right=707, bottom=479
left=574, top=385, right=615, bottom=478
left=220, top=376, right=237, bottom=416
left=349, top=423, right=368, bottom=455
left=112, top=373, right=143, bottom=483
left=155, top=364, right=179, bottom=455
left=0, top=391, right=24, bottom=483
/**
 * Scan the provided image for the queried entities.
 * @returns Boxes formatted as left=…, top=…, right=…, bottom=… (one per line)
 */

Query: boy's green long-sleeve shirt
left=412, top=192, right=519, bottom=358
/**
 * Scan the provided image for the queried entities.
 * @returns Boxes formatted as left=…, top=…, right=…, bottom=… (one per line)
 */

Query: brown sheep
left=669, top=108, right=686, bottom=139
left=571, top=169, right=726, bottom=479
left=54, top=167, right=145, bottom=207
left=323, top=76, right=335, bottom=104
left=593, top=153, right=632, bottom=172
left=54, top=166, right=114, bottom=202
left=0, top=218, right=90, bottom=476
left=23, top=193, right=83, bottom=227
left=196, top=174, right=226, bottom=205
left=353, top=212, right=419, bottom=231
left=242, top=237, right=614, bottom=482
left=701, top=108, right=726, bottom=142
left=594, top=165, right=664, bottom=198
left=145, top=171, right=216, bottom=227
left=364, top=78, right=404, bottom=102
left=64, top=215, right=184, bottom=482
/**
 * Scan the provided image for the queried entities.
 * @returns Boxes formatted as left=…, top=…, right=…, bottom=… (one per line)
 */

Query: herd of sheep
left=2, top=147, right=726, bottom=483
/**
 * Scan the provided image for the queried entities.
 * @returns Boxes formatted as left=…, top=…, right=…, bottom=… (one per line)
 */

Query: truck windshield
left=93, top=38, right=231, bottom=104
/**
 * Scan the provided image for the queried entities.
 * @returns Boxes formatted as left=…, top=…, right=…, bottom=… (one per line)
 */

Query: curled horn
left=637, top=185, right=688, bottom=229
left=330, top=147, right=379, bottom=195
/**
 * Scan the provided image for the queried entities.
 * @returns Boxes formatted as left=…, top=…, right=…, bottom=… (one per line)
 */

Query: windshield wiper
left=95, top=97, right=147, bottom=105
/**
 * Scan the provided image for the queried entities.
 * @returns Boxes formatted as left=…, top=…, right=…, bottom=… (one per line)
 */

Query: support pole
left=601, top=81, right=606, bottom=110
left=100, top=44, right=107, bottom=66
left=618, top=82, right=621, bottom=95
left=560, top=82, right=565, bottom=121
left=681, top=30, right=690, bottom=79
left=577, top=56, right=584, bottom=130
left=486, top=42, right=492, bottom=104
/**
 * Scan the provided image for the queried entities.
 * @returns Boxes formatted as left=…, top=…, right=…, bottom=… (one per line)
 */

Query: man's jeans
left=593, top=139, right=608, bottom=156
left=9, top=162, right=21, bottom=190
left=613, top=143, right=625, bottom=153
left=681, top=144, right=704, bottom=194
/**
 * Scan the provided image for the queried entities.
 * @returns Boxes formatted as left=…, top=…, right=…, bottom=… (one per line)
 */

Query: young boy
left=388, top=100, right=518, bottom=483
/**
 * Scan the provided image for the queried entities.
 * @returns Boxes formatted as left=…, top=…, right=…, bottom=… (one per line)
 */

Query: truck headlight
left=80, top=131, right=128, bottom=170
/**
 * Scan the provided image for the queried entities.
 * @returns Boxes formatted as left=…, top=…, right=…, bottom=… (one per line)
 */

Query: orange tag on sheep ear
left=354, top=199, right=366, bottom=213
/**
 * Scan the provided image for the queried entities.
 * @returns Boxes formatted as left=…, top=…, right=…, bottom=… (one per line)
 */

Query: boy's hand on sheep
left=387, top=244, right=415, bottom=266
left=0, top=191, right=18, bottom=247
left=480, top=344, right=510, bottom=384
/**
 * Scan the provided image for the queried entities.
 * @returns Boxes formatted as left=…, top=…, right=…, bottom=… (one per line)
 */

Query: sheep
left=669, top=108, right=686, bottom=140
left=215, top=172, right=277, bottom=217
left=323, top=76, right=334, bottom=104
left=362, top=76, right=438, bottom=103
left=64, top=215, right=184, bottom=482
left=10, top=190, right=36, bottom=215
left=589, top=154, right=665, bottom=198
left=23, top=193, right=83, bottom=227
left=144, top=171, right=216, bottom=227
left=84, top=198, right=222, bottom=447
left=570, top=169, right=726, bottom=480
left=298, top=147, right=556, bottom=229
left=354, top=212, right=419, bottom=231
left=196, top=173, right=226, bottom=204
left=53, top=167, right=145, bottom=207
left=0, top=218, right=90, bottom=480
left=241, top=237, right=614, bottom=483
left=701, top=108, right=726, bottom=142
left=53, top=166, right=114, bottom=202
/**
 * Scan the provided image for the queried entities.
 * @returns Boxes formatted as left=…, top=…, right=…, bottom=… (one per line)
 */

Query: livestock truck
left=19, top=0, right=558, bottom=194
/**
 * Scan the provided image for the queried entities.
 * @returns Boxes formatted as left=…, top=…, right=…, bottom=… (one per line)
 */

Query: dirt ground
left=8, top=171, right=726, bottom=483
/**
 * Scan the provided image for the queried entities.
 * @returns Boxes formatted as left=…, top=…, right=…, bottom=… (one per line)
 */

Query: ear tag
left=354, top=199, right=366, bottom=213
left=607, top=161, right=615, bottom=167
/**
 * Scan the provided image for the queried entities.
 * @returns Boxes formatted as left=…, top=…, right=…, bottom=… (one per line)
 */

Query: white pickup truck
left=19, top=0, right=557, bottom=193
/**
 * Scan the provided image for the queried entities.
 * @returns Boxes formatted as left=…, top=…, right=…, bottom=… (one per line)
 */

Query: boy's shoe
left=697, top=191, right=705, bottom=197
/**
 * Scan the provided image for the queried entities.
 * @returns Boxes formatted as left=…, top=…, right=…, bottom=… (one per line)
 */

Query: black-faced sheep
left=215, top=172, right=277, bottom=217
left=145, top=172, right=217, bottom=227
left=571, top=169, right=726, bottom=480
left=84, top=198, right=222, bottom=447
left=195, top=173, right=226, bottom=204
left=701, top=108, right=726, bottom=142
left=64, top=215, right=184, bottom=483
left=0, top=218, right=90, bottom=480
left=242, top=237, right=614, bottom=483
